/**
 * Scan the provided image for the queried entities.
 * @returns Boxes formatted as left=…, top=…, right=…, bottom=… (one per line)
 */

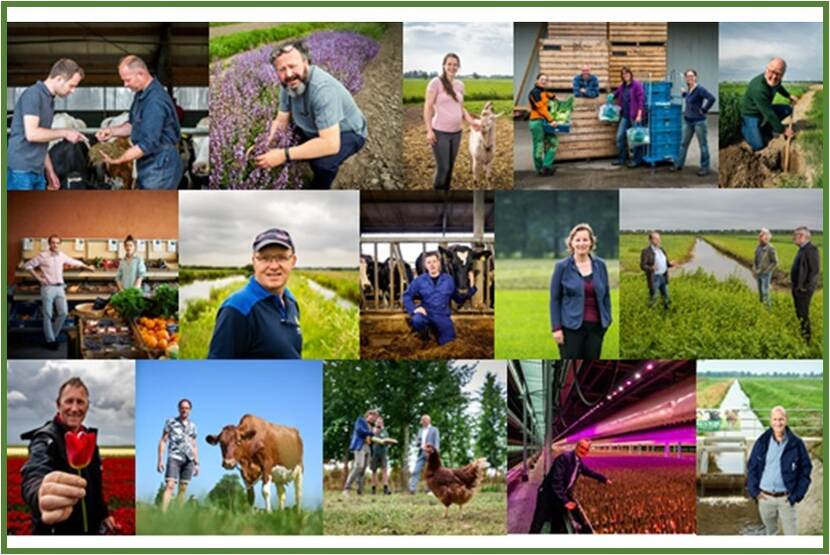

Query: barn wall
left=7, top=191, right=178, bottom=283
left=667, top=22, right=719, bottom=112
left=513, top=22, right=546, bottom=107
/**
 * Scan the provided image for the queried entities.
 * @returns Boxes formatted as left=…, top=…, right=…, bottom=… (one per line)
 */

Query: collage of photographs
left=3, top=18, right=825, bottom=543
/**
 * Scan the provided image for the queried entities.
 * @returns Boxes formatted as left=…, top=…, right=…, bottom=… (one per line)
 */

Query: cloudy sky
left=179, top=191, right=359, bottom=267
left=7, top=360, right=135, bottom=446
left=404, top=22, right=513, bottom=76
left=620, top=189, right=822, bottom=231
left=720, top=23, right=823, bottom=82
left=698, top=359, right=822, bottom=376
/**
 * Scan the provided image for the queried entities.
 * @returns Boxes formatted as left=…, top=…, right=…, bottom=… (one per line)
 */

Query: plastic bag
left=598, top=95, right=621, bottom=122
left=627, top=125, right=650, bottom=146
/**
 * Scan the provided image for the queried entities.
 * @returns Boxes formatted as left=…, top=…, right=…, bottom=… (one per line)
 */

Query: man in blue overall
left=402, top=251, right=476, bottom=346
left=96, top=55, right=182, bottom=189
left=208, top=228, right=302, bottom=359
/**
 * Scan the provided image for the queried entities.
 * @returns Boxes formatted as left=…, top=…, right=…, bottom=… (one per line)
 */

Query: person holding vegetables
left=423, top=53, right=481, bottom=189
left=549, top=223, right=612, bottom=359
left=528, top=73, right=559, bottom=177
left=611, top=67, right=645, bottom=168
left=115, top=234, right=147, bottom=291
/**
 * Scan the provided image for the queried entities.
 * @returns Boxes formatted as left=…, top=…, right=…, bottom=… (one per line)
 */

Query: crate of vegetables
left=134, top=316, right=179, bottom=358
left=108, top=285, right=179, bottom=359
left=80, top=316, right=139, bottom=359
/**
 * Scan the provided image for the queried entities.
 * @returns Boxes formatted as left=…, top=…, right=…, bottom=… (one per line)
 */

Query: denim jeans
left=409, top=451, right=428, bottom=492
left=136, top=145, right=182, bottom=190
left=677, top=119, right=710, bottom=170
left=343, top=444, right=371, bottom=492
left=757, top=272, right=772, bottom=307
left=300, top=129, right=366, bottom=189
left=41, top=285, right=68, bottom=343
left=616, top=117, right=644, bottom=165
left=650, top=273, right=670, bottom=308
left=7, top=169, right=47, bottom=190
left=741, top=104, right=793, bottom=151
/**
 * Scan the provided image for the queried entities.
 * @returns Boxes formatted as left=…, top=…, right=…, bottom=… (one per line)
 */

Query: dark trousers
left=529, top=491, right=591, bottom=534
left=299, top=129, right=366, bottom=189
left=561, top=322, right=605, bottom=359
left=431, top=129, right=462, bottom=190
left=792, top=289, right=814, bottom=341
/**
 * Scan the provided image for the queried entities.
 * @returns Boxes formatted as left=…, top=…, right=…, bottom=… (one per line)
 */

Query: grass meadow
left=740, top=376, right=823, bottom=435
left=137, top=502, right=323, bottom=535
left=402, top=78, right=513, bottom=114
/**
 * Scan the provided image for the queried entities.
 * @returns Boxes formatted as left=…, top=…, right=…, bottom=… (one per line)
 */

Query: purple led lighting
left=566, top=425, right=696, bottom=445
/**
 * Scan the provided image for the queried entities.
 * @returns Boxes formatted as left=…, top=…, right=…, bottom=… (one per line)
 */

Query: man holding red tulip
left=19, top=377, right=118, bottom=534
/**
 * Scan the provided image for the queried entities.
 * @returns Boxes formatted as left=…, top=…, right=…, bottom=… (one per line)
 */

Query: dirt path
left=334, top=23, right=402, bottom=189
left=720, top=84, right=821, bottom=188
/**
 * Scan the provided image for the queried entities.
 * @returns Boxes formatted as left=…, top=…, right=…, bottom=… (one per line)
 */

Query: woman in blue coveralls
left=403, top=251, right=476, bottom=345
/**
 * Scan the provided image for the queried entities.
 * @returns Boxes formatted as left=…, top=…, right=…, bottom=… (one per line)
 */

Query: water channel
left=678, top=239, right=757, bottom=288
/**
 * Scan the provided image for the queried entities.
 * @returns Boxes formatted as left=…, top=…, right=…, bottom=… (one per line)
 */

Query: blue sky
left=135, top=360, right=322, bottom=509
left=720, top=23, right=823, bottom=82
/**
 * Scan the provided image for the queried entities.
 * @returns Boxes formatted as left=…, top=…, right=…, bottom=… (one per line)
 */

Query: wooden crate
left=608, top=22, right=668, bottom=43
left=609, top=45, right=667, bottom=82
left=546, top=22, right=608, bottom=40
left=539, top=39, right=609, bottom=91
left=556, top=96, right=618, bottom=161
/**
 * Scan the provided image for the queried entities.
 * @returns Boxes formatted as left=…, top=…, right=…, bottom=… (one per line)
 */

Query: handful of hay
left=89, top=139, right=131, bottom=164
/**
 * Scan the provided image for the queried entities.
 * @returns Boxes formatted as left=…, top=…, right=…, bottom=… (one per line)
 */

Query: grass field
left=299, top=270, right=360, bottom=304
left=179, top=267, right=250, bottom=285
left=403, top=78, right=513, bottom=114
left=137, top=502, right=323, bottom=535
left=495, top=257, right=620, bottom=359
left=323, top=490, right=505, bottom=535
left=739, top=377, right=823, bottom=436
left=702, top=233, right=824, bottom=282
left=619, top=234, right=697, bottom=273
left=180, top=272, right=359, bottom=359
left=696, top=377, right=732, bottom=408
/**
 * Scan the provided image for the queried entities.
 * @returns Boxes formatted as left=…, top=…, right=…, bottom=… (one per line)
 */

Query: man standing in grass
left=746, top=406, right=812, bottom=535
left=752, top=228, right=778, bottom=309
left=790, top=226, right=819, bottom=342
left=740, top=57, right=799, bottom=151
left=343, top=409, right=378, bottom=496
left=639, top=231, right=672, bottom=310
left=409, top=414, right=440, bottom=494
left=157, top=399, right=199, bottom=512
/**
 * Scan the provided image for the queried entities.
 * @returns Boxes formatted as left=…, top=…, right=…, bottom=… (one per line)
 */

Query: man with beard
left=253, top=41, right=368, bottom=189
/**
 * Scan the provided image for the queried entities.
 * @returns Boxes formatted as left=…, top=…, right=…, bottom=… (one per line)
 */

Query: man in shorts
left=157, top=399, right=199, bottom=511
left=370, top=417, right=392, bottom=495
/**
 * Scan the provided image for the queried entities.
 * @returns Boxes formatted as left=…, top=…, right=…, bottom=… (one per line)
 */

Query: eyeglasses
left=255, top=253, right=293, bottom=265
left=269, top=42, right=308, bottom=65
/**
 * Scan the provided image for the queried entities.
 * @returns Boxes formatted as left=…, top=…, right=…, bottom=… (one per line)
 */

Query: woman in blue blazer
left=549, top=223, right=612, bottom=359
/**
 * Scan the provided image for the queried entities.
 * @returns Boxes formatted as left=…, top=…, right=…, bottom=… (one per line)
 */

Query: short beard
left=284, top=80, right=307, bottom=98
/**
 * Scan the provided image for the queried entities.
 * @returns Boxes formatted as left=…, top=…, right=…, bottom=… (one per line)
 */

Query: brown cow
left=206, top=414, right=303, bottom=512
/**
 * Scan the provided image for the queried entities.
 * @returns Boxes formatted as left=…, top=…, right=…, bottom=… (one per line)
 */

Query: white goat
left=468, top=101, right=503, bottom=186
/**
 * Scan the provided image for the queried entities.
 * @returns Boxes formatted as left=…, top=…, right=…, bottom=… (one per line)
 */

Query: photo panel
left=513, top=22, right=719, bottom=189
left=507, top=359, right=696, bottom=534
left=359, top=191, right=495, bottom=359
left=178, top=190, right=360, bottom=360
left=696, top=359, right=822, bottom=535
left=619, top=189, right=823, bottom=359
left=7, top=360, right=136, bottom=535
left=208, top=22, right=402, bottom=190
left=7, top=191, right=179, bottom=360
left=323, top=359, right=507, bottom=535
left=134, top=359, right=323, bottom=534
left=495, top=190, right=620, bottom=360
left=402, top=22, right=514, bottom=190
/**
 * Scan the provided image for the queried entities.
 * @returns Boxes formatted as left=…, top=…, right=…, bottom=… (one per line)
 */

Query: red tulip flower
left=64, top=430, right=97, bottom=532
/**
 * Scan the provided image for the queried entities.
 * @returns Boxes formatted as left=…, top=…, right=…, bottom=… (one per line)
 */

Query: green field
left=718, top=81, right=810, bottom=148
left=137, top=502, right=323, bottom=535
left=298, top=270, right=360, bottom=304
left=179, top=267, right=250, bottom=285
left=739, top=377, right=823, bottom=436
left=619, top=234, right=697, bottom=273
left=696, top=377, right=732, bottom=408
left=323, top=490, right=505, bottom=535
left=180, top=272, right=358, bottom=359
left=703, top=233, right=824, bottom=285
left=403, top=78, right=512, bottom=114
left=494, top=258, right=620, bottom=359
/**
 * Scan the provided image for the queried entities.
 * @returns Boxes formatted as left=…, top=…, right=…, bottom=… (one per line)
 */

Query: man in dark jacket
left=342, top=409, right=379, bottom=495
left=790, top=226, right=820, bottom=342
left=746, top=406, right=812, bottom=535
left=529, top=439, right=611, bottom=534
left=640, top=231, right=673, bottom=309
left=20, top=377, right=117, bottom=534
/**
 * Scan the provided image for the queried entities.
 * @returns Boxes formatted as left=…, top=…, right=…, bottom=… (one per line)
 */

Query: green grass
left=696, top=377, right=732, bottom=408
left=799, top=87, right=824, bottom=187
left=210, top=22, right=388, bottom=59
left=620, top=234, right=696, bottom=274
left=323, top=490, right=505, bottom=535
left=620, top=270, right=822, bottom=359
left=296, top=270, right=360, bottom=305
left=496, top=258, right=619, bottom=290
left=179, top=267, right=250, bottom=285
left=180, top=276, right=359, bottom=359
left=403, top=78, right=513, bottom=105
left=137, top=502, right=323, bottom=535
left=739, top=377, right=823, bottom=436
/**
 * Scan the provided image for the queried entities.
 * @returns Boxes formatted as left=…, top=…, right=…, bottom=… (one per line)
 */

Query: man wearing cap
left=207, top=228, right=302, bottom=359
left=253, top=41, right=368, bottom=189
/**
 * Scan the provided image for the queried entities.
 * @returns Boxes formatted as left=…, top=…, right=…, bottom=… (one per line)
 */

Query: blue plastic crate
left=543, top=122, right=571, bottom=134
left=644, top=81, right=672, bottom=103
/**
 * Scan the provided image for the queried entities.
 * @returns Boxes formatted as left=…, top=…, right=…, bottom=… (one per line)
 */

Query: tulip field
left=7, top=452, right=135, bottom=535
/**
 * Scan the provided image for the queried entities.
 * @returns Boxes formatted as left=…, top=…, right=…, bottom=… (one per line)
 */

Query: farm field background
left=495, top=258, right=620, bottom=359
left=403, top=78, right=513, bottom=114
left=703, top=234, right=824, bottom=285
left=619, top=234, right=697, bottom=272
left=696, top=377, right=732, bottom=408
left=739, top=377, right=823, bottom=435
left=137, top=502, right=323, bottom=535
left=180, top=270, right=359, bottom=359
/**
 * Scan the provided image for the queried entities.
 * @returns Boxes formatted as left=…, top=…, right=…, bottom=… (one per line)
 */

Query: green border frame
left=1, top=1, right=828, bottom=553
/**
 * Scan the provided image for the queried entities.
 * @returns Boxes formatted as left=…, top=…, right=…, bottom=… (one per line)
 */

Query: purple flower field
left=210, top=31, right=380, bottom=189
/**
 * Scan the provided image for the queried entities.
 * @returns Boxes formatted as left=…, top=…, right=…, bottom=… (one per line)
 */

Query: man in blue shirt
left=672, top=69, right=716, bottom=177
left=639, top=231, right=672, bottom=309
left=402, top=251, right=476, bottom=346
left=747, top=406, right=812, bottom=535
left=7, top=58, right=87, bottom=190
left=208, top=228, right=302, bottom=359
left=253, top=42, right=367, bottom=189
left=572, top=65, right=600, bottom=98
left=343, top=409, right=379, bottom=495
left=96, top=55, right=182, bottom=189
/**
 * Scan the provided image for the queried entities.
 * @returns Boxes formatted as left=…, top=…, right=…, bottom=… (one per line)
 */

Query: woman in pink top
left=423, top=53, right=480, bottom=190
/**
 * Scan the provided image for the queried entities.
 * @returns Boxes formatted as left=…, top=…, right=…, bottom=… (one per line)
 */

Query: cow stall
left=359, top=191, right=495, bottom=359
left=6, top=23, right=210, bottom=189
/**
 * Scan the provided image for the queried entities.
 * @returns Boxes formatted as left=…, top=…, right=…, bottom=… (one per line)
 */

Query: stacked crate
left=643, top=81, right=682, bottom=166
left=538, top=23, right=617, bottom=161
left=608, top=23, right=668, bottom=82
